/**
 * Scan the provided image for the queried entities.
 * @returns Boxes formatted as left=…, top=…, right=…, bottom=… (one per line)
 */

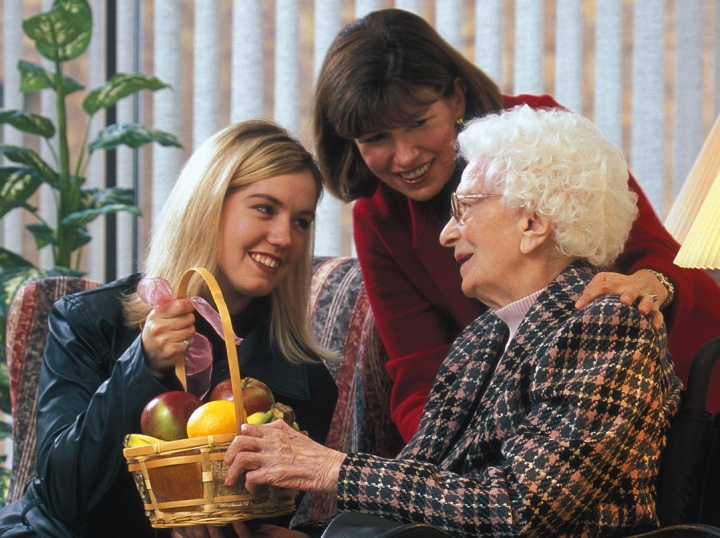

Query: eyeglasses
left=450, top=192, right=502, bottom=223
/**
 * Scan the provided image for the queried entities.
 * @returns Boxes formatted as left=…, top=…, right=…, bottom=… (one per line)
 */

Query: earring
left=455, top=118, right=464, bottom=126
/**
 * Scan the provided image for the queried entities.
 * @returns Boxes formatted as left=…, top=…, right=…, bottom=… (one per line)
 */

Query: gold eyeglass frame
left=450, top=192, right=502, bottom=223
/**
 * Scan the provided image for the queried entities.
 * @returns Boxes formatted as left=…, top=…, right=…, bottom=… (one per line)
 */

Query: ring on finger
left=642, top=294, right=659, bottom=303
left=182, top=339, right=190, bottom=350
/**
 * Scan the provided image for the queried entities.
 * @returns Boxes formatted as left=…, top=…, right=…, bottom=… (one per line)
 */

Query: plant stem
left=53, top=55, right=75, bottom=268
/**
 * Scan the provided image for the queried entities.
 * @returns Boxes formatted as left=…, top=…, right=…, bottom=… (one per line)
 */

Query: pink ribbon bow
left=137, top=276, right=242, bottom=398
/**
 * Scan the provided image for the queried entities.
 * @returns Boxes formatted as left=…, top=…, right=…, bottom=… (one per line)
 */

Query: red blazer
left=353, top=93, right=720, bottom=441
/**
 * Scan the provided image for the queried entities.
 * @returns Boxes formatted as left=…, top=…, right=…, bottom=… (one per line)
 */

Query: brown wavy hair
left=313, top=8, right=504, bottom=202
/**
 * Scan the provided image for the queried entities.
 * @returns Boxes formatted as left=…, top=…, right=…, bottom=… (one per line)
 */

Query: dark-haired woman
left=313, top=8, right=720, bottom=442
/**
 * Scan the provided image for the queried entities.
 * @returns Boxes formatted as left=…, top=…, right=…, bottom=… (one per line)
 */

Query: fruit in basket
left=141, top=391, right=203, bottom=441
left=123, top=433, right=165, bottom=447
left=270, top=402, right=296, bottom=425
left=241, top=377, right=275, bottom=414
left=209, top=377, right=275, bottom=415
left=186, top=400, right=237, bottom=438
left=247, top=409, right=273, bottom=424
left=208, top=379, right=234, bottom=401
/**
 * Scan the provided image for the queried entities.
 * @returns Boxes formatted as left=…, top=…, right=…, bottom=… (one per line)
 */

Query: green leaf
left=81, top=186, right=140, bottom=209
left=63, top=187, right=140, bottom=232
left=26, top=223, right=57, bottom=249
left=22, top=0, right=92, bottom=63
left=0, top=361, right=10, bottom=416
left=0, top=166, right=43, bottom=218
left=61, top=203, right=141, bottom=228
left=0, top=269, right=37, bottom=315
left=0, top=265, right=80, bottom=319
left=0, top=145, right=59, bottom=188
left=89, top=124, right=183, bottom=153
left=64, top=225, right=92, bottom=252
left=0, top=266, right=45, bottom=422
left=83, top=74, right=170, bottom=115
left=0, top=109, right=55, bottom=138
left=18, top=60, right=84, bottom=95
left=0, top=248, right=35, bottom=271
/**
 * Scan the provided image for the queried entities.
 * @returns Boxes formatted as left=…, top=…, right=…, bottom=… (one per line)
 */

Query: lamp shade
left=674, top=169, right=720, bottom=269
left=665, top=113, right=720, bottom=245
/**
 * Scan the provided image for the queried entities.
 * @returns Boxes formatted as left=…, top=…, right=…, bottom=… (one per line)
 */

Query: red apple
left=209, top=379, right=234, bottom=402
left=241, top=377, right=275, bottom=415
left=209, top=377, right=275, bottom=416
left=141, top=391, right=203, bottom=441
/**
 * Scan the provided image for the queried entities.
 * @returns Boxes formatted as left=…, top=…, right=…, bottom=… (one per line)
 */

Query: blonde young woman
left=0, top=120, right=337, bottom=538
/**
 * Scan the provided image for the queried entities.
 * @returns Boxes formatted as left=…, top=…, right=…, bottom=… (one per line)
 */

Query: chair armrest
left=4, top=276, right=100, bottom=503
left=296, top=257, right=403, bottom=525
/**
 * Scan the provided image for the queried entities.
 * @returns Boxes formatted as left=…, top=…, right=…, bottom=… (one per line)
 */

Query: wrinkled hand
left=575, top=270, right=667, bottom=330
left=142, top=297, right=196, bottom=378
left=224, top=420, right=345, bottom=495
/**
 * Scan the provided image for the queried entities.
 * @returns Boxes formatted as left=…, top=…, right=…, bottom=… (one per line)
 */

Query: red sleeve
left=619, top=176, right=720, bottom=413
left=616, top=174, right=693, bottom=329
left=353, top=201, right=458, bottom=442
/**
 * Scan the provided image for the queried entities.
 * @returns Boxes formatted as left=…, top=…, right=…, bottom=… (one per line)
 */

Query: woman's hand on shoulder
left=575, top=270, right=667, bottom=331
left=141, top=297, right=196, bottom=378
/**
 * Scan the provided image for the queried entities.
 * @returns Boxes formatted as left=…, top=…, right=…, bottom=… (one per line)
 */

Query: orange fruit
left=186, top=400, right=236, bottom=438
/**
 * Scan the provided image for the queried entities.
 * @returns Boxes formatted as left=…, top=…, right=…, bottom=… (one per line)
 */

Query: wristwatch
left=644, top=269, right=675, bottom=309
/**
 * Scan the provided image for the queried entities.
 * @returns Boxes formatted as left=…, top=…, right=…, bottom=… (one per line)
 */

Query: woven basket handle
left=176, top=267, right=246, bottom=434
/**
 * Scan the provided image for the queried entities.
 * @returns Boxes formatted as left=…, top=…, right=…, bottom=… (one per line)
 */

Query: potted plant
left=0, top=0, right=181, bottom=500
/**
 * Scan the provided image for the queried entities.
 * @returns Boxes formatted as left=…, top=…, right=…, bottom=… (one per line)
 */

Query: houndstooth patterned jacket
left=337, top=261, right=682, bottom=537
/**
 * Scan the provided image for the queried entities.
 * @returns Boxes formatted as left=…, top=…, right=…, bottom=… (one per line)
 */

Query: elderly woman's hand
left=224, top=420, right=345, bottom=495
left=574, top=270, right=668, bottom=330
left=141, top=297, right=196, bottom=378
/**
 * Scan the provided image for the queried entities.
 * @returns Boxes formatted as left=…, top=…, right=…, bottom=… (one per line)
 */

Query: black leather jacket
left=29, top=274, right=337, bottom=537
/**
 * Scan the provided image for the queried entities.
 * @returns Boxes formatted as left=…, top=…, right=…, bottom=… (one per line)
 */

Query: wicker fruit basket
left=123, top=267, right=297, bottom=528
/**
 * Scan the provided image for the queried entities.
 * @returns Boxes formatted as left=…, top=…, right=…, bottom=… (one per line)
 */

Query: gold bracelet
left=643, top=269, right=675, bottom=309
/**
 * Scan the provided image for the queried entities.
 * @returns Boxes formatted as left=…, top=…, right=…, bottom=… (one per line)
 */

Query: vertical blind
left=1, top=0, right=718, bottom=283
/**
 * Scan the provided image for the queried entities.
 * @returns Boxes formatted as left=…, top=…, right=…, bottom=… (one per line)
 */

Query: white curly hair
left=458, top=105, right=638, bottom=267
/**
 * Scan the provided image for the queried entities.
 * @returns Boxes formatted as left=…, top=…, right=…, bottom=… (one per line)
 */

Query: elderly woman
left=223, top=106, right=681, bottom=537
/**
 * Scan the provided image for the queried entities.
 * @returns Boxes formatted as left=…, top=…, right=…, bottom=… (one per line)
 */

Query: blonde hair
left=124, top=120, right=332, bottom=363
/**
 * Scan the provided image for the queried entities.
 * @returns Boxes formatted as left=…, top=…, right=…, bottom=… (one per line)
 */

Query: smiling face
left=215, top=171, right=317, bottom=314
left=439, top=168, right=524, bottom=309
left=353, top=79, right=466, bottom=202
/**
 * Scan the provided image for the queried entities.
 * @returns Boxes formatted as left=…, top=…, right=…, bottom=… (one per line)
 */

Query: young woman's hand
left=141, top=297, right=196, bottom=377
left=224, top=420, right=345, bottom=495
left=575, top=270, right=668, bottom=330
